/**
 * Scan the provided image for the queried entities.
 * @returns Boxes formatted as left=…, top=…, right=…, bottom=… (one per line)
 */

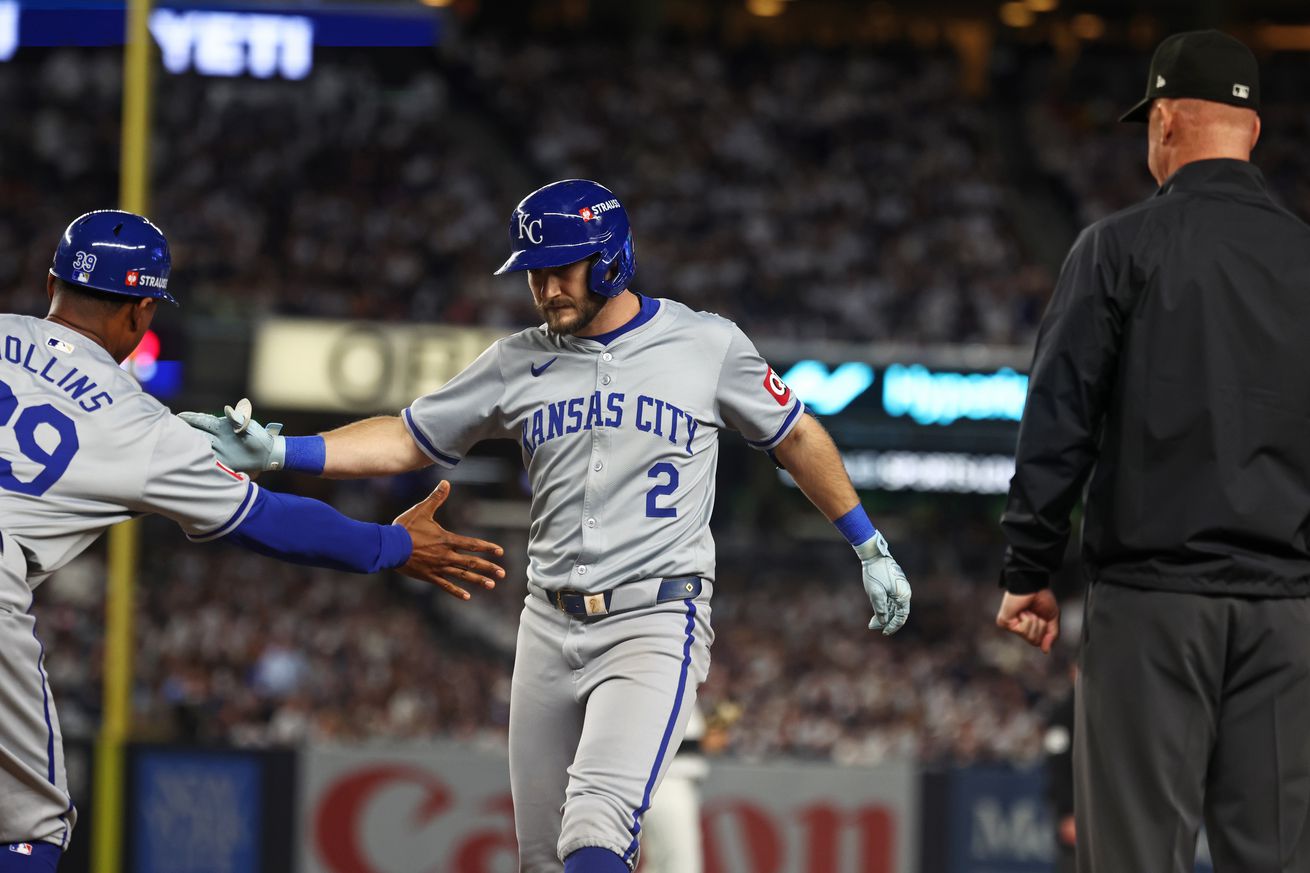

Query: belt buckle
left=583, top=593, right=609, bottom=617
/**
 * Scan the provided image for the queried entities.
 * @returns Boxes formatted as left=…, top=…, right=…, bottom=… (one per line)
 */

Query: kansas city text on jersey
left=520, top=391, right=698, bottom=457
left=2, top=336, right=114, bottom=413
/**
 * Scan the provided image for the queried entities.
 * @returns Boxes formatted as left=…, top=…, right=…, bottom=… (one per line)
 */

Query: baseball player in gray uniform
left=0, top=211, right=504, bottom=871
left=187, top=180, right=911, bottom=873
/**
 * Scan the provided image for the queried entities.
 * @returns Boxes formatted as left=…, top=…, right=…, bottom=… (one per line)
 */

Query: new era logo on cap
left=1157, top=74, right=1166, bottom=88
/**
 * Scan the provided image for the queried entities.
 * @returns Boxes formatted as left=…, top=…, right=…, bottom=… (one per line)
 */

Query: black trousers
left=1075, top=582, right=1310, bottom=873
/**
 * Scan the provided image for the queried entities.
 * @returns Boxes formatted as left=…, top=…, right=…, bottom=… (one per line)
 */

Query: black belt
left=545, top=576, right=703, bottom=618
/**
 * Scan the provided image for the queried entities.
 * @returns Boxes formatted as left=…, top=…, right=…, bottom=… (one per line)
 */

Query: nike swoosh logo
left=530, top=357, right=559, bottom=377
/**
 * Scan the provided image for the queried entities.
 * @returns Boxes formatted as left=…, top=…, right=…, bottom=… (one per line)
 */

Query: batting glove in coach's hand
left=856, top=531, right=911, bottom=635
left=177, top=398, right=285, bottom=475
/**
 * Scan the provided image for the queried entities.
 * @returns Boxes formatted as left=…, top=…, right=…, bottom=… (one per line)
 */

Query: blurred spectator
left=34, top=501, right=1069, bottom=765
left=0, top=41, right=1046, bottom=343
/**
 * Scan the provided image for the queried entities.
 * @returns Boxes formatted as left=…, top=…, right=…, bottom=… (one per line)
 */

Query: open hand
left=996, top=589, right=1060, bottom=654
left=394, top=481, right=505, bottom=600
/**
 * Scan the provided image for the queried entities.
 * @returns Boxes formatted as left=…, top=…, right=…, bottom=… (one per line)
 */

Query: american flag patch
left=8, top=843, right=33, bottom=855
left=46, top=337, right=74, bottom=354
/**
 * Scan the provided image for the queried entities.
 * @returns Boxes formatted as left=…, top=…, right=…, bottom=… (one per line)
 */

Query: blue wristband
left=283, top=435, right=326, bottom=475
left=834, top=505, right=876, bottom=547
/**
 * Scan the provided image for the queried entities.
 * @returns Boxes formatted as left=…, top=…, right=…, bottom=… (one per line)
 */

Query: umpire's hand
left=394, top=481, right=505, bottom=600
left=996, top=590, right=1060, bottom=654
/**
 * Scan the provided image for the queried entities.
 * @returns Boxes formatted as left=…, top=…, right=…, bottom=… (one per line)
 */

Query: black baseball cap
left=1120, top=30, right=1260, bottom=123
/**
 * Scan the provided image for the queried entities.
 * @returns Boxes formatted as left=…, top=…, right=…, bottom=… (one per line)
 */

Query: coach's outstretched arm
left=181, top=404, right=430, bottom=477
left=211, top=480, right=503, bottom=599
left=773, top=414, right=911, bottom=635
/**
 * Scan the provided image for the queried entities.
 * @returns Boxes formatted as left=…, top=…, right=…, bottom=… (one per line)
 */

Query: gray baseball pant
left=509, top=586, right=712, bottom=872
left=0, top=607, right=75, bottom=847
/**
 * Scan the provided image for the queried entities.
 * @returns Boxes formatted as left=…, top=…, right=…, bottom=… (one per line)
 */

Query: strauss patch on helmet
left=578, top=199, right=621, bottom=222
left=126, top=271, right=168, bottom=289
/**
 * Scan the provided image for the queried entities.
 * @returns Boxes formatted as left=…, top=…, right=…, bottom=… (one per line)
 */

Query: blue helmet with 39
left=50, top=210, right=176, bottom=305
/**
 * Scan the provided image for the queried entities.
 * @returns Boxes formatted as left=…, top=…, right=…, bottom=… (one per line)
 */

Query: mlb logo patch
left=76, top=272, right=90, bottom=283
left=8, top=843, right=33, bottom=855
left=1233, top=83, right=1250, bottom=99
left=578, top=207, right=594, bottom=222
left=46, top=337, right=74, bottom=354
left=125, top=271, right=139, bottom=287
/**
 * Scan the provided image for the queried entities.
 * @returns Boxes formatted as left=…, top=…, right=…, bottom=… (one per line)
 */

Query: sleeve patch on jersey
left=763, top=367, right=792, bottom=406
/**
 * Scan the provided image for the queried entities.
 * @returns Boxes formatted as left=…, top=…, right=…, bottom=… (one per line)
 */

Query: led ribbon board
left=6, top=1, right=440, bottom=76
left=881, top=363, right=1028, bottom=426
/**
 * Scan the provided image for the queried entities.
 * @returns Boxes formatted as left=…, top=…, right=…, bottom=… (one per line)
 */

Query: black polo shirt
left=1002, top=158, right=1310, bottom=596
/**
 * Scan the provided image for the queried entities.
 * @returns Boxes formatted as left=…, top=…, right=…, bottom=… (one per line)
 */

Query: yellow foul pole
left=94, top=0, right=153, bottom=868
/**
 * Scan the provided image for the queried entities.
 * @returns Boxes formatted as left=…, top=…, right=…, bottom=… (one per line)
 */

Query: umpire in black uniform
left=995, top=30, right=1310, bottom=873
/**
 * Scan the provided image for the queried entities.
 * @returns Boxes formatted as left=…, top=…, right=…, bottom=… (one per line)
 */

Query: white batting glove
left=856, top=531, right=911, bottom=636
left=178, top=398, right=286, bottom=474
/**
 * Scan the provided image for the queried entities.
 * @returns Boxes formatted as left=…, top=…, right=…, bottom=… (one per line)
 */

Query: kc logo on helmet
left=517, top=212, right=544, bottom=244
left=126, top=271, right=139, bottom=287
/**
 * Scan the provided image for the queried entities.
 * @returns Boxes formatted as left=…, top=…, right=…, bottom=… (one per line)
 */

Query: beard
left=537, top=292, right=607, bottom=336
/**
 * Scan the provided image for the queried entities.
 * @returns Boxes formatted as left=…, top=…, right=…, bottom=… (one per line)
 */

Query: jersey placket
left=572, top=348, right=617, bottom=589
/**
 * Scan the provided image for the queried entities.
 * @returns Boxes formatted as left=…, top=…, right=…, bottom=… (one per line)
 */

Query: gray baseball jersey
left=403, top=296, right=802, bottom=870
left=0, top=314, right=256, bottom=846
left=403, top=297, right=804, bottom=592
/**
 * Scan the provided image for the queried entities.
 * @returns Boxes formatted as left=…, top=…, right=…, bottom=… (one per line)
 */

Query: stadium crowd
left=0, top=41, right=1047, bottom=343
left=35, top=499, right=1069, bottom=767
left=13, top=32, right=1310, bottom=769
left=4, top=41, right=1307, bottom=338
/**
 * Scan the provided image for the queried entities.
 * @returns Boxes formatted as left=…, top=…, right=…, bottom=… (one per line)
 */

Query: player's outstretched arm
left=773, top=414, right=911, bottom=635
left=317, top=415, right=432, bottom=478
left=179, top=400, right=431, bottom=478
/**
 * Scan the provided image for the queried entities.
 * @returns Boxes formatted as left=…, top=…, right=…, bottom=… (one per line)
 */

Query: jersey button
left=576, top=565, right=588, bottom=576
left=601, top=352, right=613, bottom=362
left=593, top=460, right=603, bottom=471
left=601, top=374, right=612, bottom=386
left=586, top=517, right=597, bottom=528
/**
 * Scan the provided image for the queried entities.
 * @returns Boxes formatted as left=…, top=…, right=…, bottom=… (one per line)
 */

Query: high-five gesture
left=394, top=481, right=506, bottom=600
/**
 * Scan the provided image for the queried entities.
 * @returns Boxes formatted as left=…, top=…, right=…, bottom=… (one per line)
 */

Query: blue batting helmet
left=50, top=210, right=176, bottom=305
left=494, top=179, right=636, bottom=298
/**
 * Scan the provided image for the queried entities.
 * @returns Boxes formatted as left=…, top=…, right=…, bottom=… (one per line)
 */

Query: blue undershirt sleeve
left=222, top=488, right=412, bottom=574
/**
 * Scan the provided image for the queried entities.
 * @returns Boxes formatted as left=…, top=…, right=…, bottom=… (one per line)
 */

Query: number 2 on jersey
left=645, top=462, right=679, bottom=518
left=0, top=378, right=80, bottom=496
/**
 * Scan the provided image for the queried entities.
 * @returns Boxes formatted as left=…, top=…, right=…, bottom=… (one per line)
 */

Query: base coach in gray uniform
left=995, top=31, right=1310, bottom=873
left=188, top=179, right=912, bottom=873
left=0, top=211, right=503, bottom=870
